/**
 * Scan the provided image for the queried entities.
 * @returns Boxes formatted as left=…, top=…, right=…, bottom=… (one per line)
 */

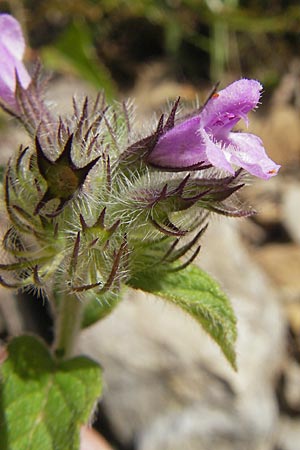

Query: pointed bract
left=34, top=134, right=100, bottom=214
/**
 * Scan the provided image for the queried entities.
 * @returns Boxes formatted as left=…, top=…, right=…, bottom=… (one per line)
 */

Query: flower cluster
left=0, top=13, right=280, bottom=303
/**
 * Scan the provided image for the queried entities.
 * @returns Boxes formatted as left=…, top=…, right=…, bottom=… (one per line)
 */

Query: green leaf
left=0, top=336, right=102, bottom=450
left=82, top=290, right=122, bottom=328
left=128, top=264, right=237, bottom=369
left=42, top=20, right=116, bottom=100
left=0, top=166, right=4, bottom=183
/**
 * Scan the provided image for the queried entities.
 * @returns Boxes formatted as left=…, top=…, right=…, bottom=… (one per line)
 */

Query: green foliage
left=41, top=20, right=116, bottom=100
left=22, top=0, right=300, bottom=83
left=128, top=264, right=237, bottom=369
left=82, top=290, right=122, bottom=328
left=0, top=336, right=102, bottom=450
left=0, top=166, right=4, bottom=183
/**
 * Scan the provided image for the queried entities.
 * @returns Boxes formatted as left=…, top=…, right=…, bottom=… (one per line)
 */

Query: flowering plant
left=0, top=13, right=279, bottom=450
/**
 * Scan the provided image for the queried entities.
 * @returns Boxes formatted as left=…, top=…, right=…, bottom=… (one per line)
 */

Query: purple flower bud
left=0, top=14, right=31, bottom=107
left=148, top=79, right=280, bottom=180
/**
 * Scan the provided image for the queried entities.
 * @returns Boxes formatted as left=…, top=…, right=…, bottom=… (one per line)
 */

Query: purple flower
left=0, top=14, right=31, bottom=107
left=148, top=79, right=280, bottom=180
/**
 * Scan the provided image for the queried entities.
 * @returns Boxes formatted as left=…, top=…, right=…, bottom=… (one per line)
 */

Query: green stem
left=53, top=293, right=84, bottom=360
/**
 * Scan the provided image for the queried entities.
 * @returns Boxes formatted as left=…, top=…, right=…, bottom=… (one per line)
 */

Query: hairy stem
left=53, top=293, right=83, bottom=360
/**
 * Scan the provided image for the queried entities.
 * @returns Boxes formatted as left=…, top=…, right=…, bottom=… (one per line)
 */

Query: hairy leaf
left=82, top=290, right=122, bottom=328
left=0, top=336, right=102, bottom=450
left=128, top=264, right=237, bottom=369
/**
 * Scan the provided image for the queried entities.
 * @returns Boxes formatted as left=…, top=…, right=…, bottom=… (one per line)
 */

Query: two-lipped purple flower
left=148, top=79, right=280, bottom=180
left=0, top=14, right=31, bottom=107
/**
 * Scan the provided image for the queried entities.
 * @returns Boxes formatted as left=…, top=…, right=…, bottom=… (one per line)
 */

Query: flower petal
left=202, top=79, right=262, bottom=132
left=149, top=116, right=209, bottom=168
left=0, top=14, right=31, bottom=106
left=0, top=45, right=18, bottom=91
left=226, top=132, right=281, bottom=179
left=148, top=80, right=280, bottom=180
left=0, top=14, right=26, bottom=60
left=201, top=129, right=235, bottom=174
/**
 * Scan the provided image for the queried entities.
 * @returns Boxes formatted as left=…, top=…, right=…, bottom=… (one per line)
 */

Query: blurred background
left=1, top=1, right=300, bottom=449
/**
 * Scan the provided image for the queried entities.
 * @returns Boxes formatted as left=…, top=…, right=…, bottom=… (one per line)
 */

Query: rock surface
left=254, top=244, right=300, bottom=303
left=276, top=417, right=300, bottom=450
left=282, top=181, right=300, bottom=244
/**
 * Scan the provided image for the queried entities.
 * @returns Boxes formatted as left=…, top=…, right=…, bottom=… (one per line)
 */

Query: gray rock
left=277, top=417, right=300, bottom=450
left=281, top=359, right=300, bottom=412
left=282, top=181, right=300, bottom=244
left=254, top=243, right=300, bottom=304
left=0, top=288, right=25, bottom=336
